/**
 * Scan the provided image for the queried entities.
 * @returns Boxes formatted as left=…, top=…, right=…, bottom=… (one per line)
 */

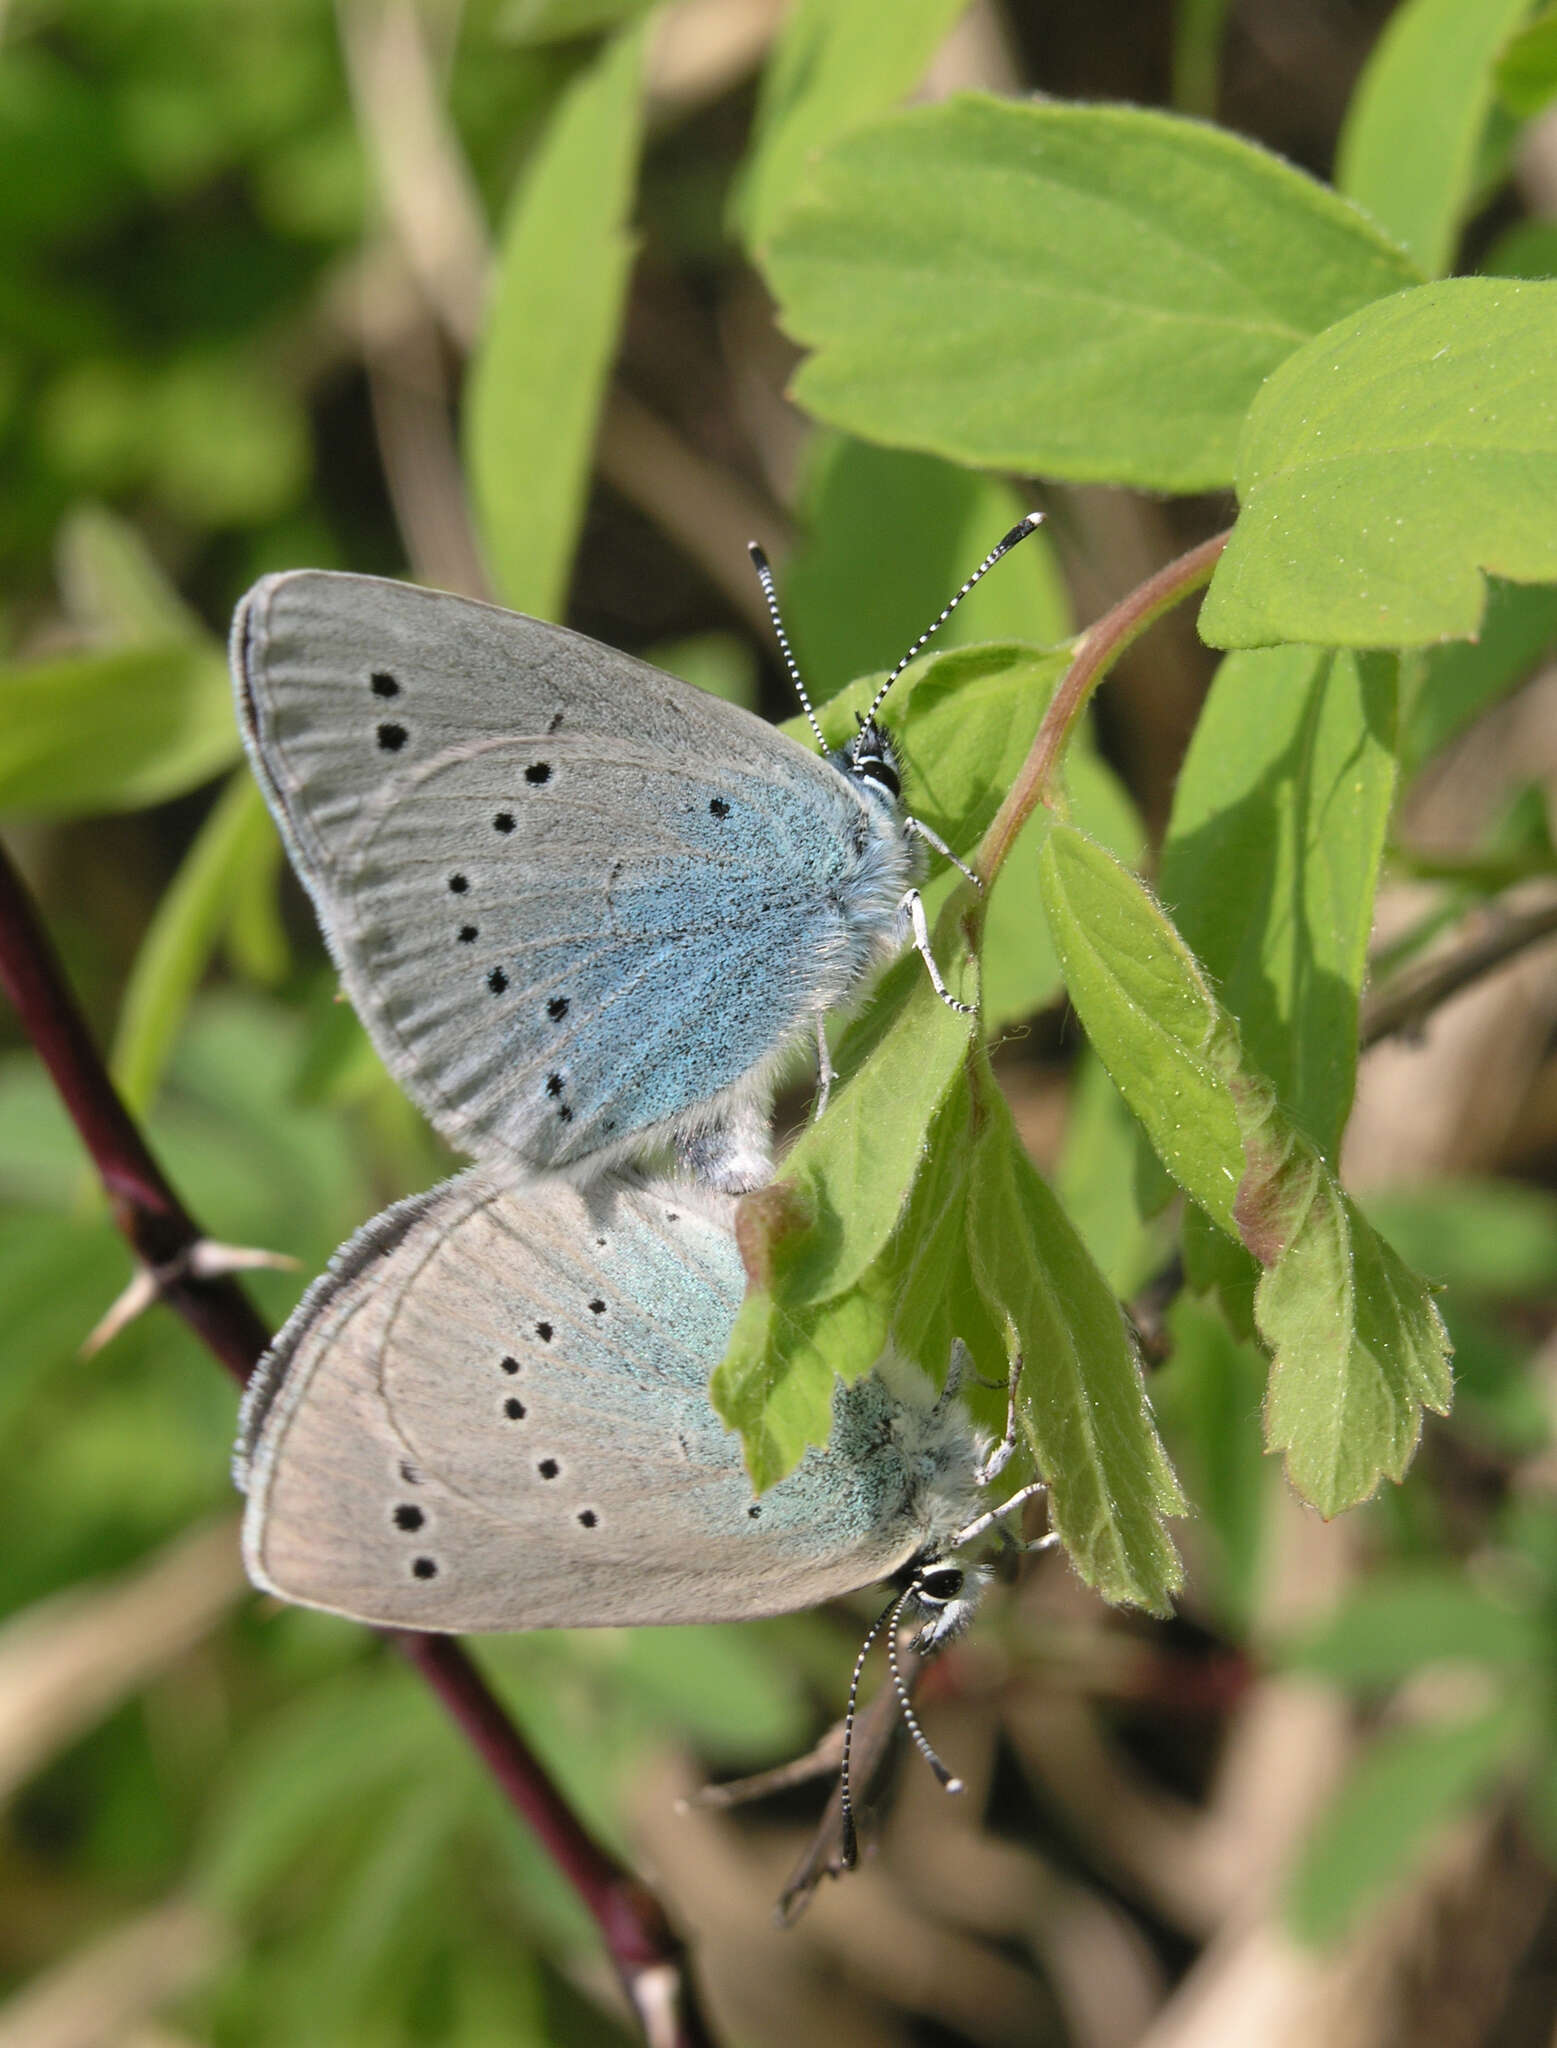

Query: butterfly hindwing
left=239, top=1171, right=936, bottom=1631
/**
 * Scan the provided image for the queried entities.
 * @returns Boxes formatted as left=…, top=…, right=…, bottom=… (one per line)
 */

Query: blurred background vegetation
left=4, top=1, right=1557, bottom=2043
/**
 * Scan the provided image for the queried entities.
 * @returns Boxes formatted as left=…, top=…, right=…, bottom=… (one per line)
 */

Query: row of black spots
left=386, top=1478, right=439, bottom=1580
left=488, top=767, right=552, bottom=836
left=495, top=1352, right=528, bottom=1423
left=368, top=672, right=409, bottom=754
left=544, top=1070, right=574, bottom=1124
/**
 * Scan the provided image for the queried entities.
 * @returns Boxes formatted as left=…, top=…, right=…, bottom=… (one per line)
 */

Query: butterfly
left=230, top=517, right=1041, bottom=1192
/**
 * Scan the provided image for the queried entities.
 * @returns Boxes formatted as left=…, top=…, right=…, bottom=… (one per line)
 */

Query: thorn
left=81, top=1238, right=298, bottom=1357
left=81, top=1269, right=159, bottom=1357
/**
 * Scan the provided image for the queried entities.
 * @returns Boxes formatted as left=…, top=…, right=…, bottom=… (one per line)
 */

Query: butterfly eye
left=917, top=1565, right=964, bottom=1605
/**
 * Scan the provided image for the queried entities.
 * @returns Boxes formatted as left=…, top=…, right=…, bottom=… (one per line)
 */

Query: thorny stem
left=0, top=835, right=715, bottom=2048
left=975, top=530, right=1230, bottom=887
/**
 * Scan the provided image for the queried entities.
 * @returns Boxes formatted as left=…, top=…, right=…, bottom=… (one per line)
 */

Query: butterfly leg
left=905, top=813, right=982, bottom=890
left=947, top=1478, right=1050, bottom=1553
left=975, top=1348, right=1026, bottom=1488
left=676, top=1098, right=774, bottom=1193
left=812, top=1015, right=834, bottom=1122
left=898, top=890, right=976, bottom=1015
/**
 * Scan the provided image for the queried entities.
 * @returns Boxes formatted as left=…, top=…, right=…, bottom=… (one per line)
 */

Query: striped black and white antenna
left=851, top=510, right=1045, bottom=755
left=747, top=510, right=1044, bottom=759
left=747, top=542, right=827, bottom=753
left=838, top=1584, right=965, bottom=1869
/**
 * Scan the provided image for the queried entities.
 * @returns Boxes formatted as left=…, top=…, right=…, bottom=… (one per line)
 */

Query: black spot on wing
left=393, top=1503, right=424, bottom=1530
left=488, top=968, right=508, bottom=994
left=412, top=1556, right=438, bottom=1579
left=370, top=672, right=400, bottom=698
left=525, top=762, right=551, bottom=785
left=493, top=812, right=515, bottom=834
left=377, top=723, right=407, bottom=752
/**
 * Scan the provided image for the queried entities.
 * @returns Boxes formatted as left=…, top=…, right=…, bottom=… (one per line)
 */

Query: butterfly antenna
left=838, top=1587, right=908, bottom=1869
left=747, top=542, right=827, bottom=754
left=887, top=1596, right=964, bottom=1796
left=852, top=511, right=1045, bottom=753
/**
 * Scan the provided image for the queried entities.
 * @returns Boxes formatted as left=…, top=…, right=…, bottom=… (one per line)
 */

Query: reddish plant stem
left=0, top=842, right=271, bottom=1384
left=976, top=530, right=1230, bottom=884
left=0, top=833, right=715, bottom=2048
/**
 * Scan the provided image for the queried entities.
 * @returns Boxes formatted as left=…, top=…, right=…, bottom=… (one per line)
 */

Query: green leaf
left=111, top=774, right=281, bottom=1115
left=1399, top=580, right=1557, bottom=771
left=712, top=965, right=974, bottom=1487
left=715, top=1009, right=1187, bottom=1612
left=782, top=437, right=1069, bottom=701
left=735, top=0, right=971, bottom=250
left=1055, top=1051, right=1163, bottom=1298
left=55, top=502, right=207, bottom=645
left=1287, top=1701, right=1528, bottom=1947
left=984, top=744, right=1146, bottom=1032
left=762, top=97, right=1419, bottom=493
left=1039, top=823, right=1452, bottom=1513
left=1284, top=1570, right=1543, bottom=1685
left=1159, top=646, right=1398, bottom=1157
left=967, top=1082, right=1186, bottom=1613
left=1037, top=822, right=1247, bottom=1233
left=0, top=641, right=240, bottom=817
left=465, top=24, right=647, bottom=619
left=1255, top=1154, right=1453, bottom=1514
left=1497, top=5, right=1557, bottom=118
left=1202, top=279, right=1557, bottom=650
left=1336, top=0, right=1536, bottom=277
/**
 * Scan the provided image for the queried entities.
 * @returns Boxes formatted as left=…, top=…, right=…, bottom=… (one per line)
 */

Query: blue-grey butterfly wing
left=234, top=572, right=902, bottom=1175
left=238, top=1171, right=927, bottom=1631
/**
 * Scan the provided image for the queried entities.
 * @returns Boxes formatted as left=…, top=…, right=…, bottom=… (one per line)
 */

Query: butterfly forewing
left=240, top=1172, right=929, bottom=1631
left=235, top=572, right=901, bottom=1176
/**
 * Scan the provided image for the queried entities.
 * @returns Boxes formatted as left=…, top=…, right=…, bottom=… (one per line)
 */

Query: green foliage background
left=4, top=1, right=1557, bottom=2042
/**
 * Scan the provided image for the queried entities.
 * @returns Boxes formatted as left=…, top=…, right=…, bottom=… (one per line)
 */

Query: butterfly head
left=842, top=716, right=902, bottom=807
left=904, top=1555, right=989, bottom=1654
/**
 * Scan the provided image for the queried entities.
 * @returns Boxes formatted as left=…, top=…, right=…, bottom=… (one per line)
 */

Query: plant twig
left=0, top=845, right=271, bottom=1386
left=0, top=836, right=716, bottom=2048
left=1361, top=894, right=1557, bottom=1050
left=977, top=530, right=1229, bottom=885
